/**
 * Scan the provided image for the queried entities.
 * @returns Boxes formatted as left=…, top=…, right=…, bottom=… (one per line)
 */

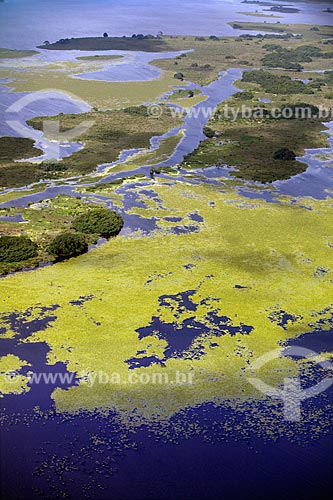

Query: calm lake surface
left=0, top=0, right=332, bottom=49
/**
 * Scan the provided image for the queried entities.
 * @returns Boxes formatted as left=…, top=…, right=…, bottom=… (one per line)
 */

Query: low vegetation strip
left=38, top=36, right=172, bottom=52
left=0, top=48, right=38, bottom=59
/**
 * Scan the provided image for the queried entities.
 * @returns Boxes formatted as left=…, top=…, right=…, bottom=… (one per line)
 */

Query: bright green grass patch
left=0, top=48, right=38, bottom=59
left=167, top=88, right=202, bottom=100
left=1, top=180, right=332, bottom=423
left=104, top=132, right=184, bottom=174
left=228, top=21, right=333, bottom=36
left=0, top=68, right=179, bottom=109
left=236, top=11, right=282, bottom=18
left=166, top=94, right=208, bottom=110
left=0, top=354, right=30, bottom=395
left=76, top=55, right=124, bottom=61
left=0, top=186, right=46, bottom=204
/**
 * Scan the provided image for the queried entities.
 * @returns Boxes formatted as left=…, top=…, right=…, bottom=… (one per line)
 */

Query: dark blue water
left=1, top=396, right=332, bottom=500
left=0, top=214, right=27, bottom=222
left=127, top=289, right=254, bottom=367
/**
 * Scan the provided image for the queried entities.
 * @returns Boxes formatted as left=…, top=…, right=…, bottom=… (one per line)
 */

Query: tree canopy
left=273, top=148, right=296, bottom=161
left=72, top=208, right=124, bottom=238
left=0, top=236, right=38, bottom=263
left=48, top=233, right=88, bottom=261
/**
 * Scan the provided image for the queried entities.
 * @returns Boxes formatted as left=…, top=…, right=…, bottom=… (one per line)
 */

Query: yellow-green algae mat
left=1, top=179, right=333, bottom=425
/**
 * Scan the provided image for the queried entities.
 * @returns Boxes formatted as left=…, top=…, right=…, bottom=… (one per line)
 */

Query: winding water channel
left=1, top=62, right=333, bottom=212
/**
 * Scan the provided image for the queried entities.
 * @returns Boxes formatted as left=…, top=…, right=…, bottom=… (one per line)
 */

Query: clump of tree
left=0, top=236, right=38, bottom=263
left=48, top=233, right=88, bottom=261
left=123, top=105, right=148, bottom=116
left=233, top=91, right=254, bottom=100
left=131, top=33, right=156, bottom=40
left=174, top=72, right=184, bottom=81
left=276, top=103, right=320, bottom=120
left=72, top=208, right=124, bottom=238
left=242, top=70, right=314, bottom=95
left=263, top=43, right=282, bottom=52
left=262, top=45, right=323, bottom=70
left=262, top=53, right=303, bottom=71
left=239, top=32, right=294, bottom=41
left=203, top=127, right=215, bottom=138
left=41, top=161, right=68, bottom=172
left=273, top=148, right=296, bottom=161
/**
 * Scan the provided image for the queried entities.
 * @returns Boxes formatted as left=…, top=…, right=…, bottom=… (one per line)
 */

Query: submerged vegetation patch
left=127, top=288, right=254, bottom=367
left=1, top=178, right=333, bottom=422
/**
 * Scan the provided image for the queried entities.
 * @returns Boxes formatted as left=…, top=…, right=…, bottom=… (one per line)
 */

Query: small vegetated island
left=0, top=204, right=124, bottom=274
left=37, top=35, right=171, bottom=52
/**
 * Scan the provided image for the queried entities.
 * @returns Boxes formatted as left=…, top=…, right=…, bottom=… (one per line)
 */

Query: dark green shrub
left=262, top=45, right=322, bottom=70
left=48, top=233, right=88, bottom=261
left=0, top=236, right=38, bottom=263
left=123, top=105, right=148, bottom=116
left=233, top=91, right=254, bottom=100
left=263, top=44, right=282, bottom=51
left=203, top=127, right=215, bottom=138
left=273, top=148, right=296, bottom=161
left=41, top=161, right=68, bottom=172
left=72, top=208, right=124, bottom=238
left=242, top=70, right=314, bottom=95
